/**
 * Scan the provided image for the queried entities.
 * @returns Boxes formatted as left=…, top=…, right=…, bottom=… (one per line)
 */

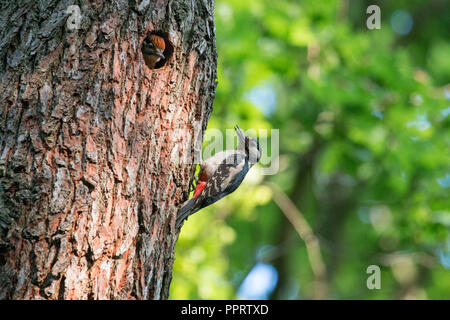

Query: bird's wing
left=200, top=150, right=233, bottom=178
left=192, top=152, right=248, bottom=212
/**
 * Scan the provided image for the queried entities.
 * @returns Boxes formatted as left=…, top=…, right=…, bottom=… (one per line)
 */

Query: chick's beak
left=141, top=45, right=165, bottom=60
left=157, top=51, right=165, bottom=59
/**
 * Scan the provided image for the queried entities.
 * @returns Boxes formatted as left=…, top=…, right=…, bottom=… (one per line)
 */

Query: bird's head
left=142, top=35, right=165, bottom=66
left=235, top=125, right=261, bottom=165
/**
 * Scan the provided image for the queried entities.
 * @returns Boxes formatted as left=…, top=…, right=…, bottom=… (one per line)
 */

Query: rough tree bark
left=0, top=0, right=217, bottom=299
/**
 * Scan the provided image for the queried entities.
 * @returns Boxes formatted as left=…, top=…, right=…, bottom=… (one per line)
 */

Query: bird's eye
left=142, top=32, right=173, bottom=69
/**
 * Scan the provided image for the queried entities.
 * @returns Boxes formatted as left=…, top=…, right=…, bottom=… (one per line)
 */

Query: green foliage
left=171, top=0, right=450, bottom=299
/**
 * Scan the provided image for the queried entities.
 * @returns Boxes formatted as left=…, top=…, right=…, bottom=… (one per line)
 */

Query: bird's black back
left=191, top=152, right=249, bottom=214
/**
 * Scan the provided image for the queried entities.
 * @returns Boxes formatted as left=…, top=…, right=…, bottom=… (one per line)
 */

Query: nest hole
left=142, top=31, right=174, bottom=70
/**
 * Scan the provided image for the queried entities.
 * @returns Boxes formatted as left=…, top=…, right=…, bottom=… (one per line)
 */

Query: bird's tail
left=176, top=198, right=197, bottom=229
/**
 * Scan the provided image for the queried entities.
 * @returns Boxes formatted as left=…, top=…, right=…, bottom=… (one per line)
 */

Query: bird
left=176, top=125, right=262, bottom=229
left=142, top=34, right=165, bottom=69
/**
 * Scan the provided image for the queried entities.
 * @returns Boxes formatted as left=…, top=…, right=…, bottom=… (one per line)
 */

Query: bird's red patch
left=193, top=181, right=207, bottom=197
left=150, top=35, right=165, bottom=50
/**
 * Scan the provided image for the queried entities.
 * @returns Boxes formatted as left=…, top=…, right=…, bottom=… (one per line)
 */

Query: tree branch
left=266, top=182, right=328, bottom=299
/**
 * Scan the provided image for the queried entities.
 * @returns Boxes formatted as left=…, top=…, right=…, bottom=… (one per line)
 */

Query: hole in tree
left=141, top=31, right=173, bottom=70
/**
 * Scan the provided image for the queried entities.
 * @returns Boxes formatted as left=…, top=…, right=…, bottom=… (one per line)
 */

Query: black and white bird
left=176, top=125, right=262, bottom=229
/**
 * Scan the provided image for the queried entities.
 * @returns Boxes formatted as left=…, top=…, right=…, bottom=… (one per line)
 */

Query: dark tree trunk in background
left=0, top=0, right=217, bottom=299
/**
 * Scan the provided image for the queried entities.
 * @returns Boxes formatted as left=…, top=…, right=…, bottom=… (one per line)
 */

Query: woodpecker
left=176, top=125, right=262, bottom=229
left=142, top=34, right=165, bottom=69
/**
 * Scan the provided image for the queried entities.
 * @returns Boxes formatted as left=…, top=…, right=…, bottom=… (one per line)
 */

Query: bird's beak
left=157, top=52, right=165, bottom=59
left=235, top=124, right=246, bottom=142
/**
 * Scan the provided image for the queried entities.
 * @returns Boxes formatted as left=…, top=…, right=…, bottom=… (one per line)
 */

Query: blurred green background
left=170, top=0, right=450, bottom=299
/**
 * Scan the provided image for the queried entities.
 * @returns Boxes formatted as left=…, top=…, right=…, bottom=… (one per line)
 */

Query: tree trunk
left=0, top=0, right=217, bottom=300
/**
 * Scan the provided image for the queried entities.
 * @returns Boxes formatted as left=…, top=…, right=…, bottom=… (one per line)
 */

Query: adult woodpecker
left=176, top=125, right=261, bottom=229
left=142, top=34, right=165, bottom=69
